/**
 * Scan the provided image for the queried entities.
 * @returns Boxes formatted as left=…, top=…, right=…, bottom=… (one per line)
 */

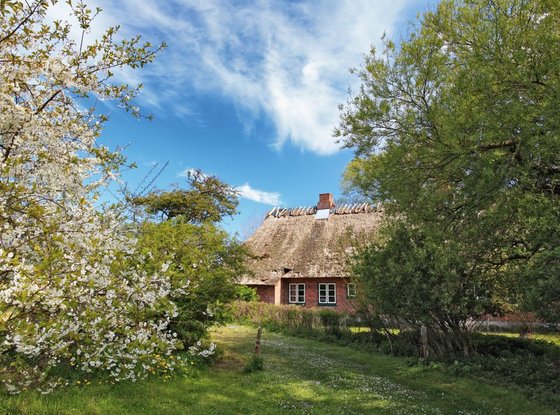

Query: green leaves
left=340, top=0, right=560, bottom=338
left=136, top=219, right=249, bottom=345
left=132, top=169, right=239, bottom=224
left=0, top=0, right=177, bottom=393
left=132, top=171, right=247, bottom=345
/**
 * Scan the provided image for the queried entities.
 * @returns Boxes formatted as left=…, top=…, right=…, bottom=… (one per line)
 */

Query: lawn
left=0, top=325, right=556, bottom=415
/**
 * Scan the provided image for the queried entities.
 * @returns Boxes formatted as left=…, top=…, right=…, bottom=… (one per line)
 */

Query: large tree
left=354, top=220, right=510, bottom=356
left=0, top=1, right=179, bottom=392
left=338, top=0, right=560, bottom=330
left=133, top=172, right=248, bottom=345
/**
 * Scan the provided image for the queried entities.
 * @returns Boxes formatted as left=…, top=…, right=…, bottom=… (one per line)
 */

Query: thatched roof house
left=242, top=193, right=382, bottom=312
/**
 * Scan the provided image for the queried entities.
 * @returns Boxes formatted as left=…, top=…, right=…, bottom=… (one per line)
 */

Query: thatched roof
left=242, top=205, right=383, bottom=285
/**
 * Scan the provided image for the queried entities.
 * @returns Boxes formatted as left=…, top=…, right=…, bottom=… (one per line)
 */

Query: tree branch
left=0, top=1, right=43, bottom=45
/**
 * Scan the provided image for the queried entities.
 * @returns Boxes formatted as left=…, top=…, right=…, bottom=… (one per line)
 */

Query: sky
left=49, top=0, right=436, bottom=238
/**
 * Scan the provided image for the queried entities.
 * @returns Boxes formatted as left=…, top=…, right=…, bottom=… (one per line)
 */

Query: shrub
left=235, top=286, right=259, bottom=302
left=471, top=333, right=560, bottom=360
left=243, top=355, right=264, bottom=373
left=230, top=301, right=341, bottom=333
left=319, top=310, right=343, bottom=336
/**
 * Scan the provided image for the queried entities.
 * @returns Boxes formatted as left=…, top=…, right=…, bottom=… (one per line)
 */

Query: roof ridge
left=266, top=203, right=380, bottom=218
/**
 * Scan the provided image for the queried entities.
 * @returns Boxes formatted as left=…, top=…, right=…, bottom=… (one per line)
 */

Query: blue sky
left=49, top=0, right=436, bottom=237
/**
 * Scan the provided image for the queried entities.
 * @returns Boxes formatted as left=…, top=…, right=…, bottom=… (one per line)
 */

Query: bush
left=243, top=355, right=264, bottom=373
left=319, top=310, right=343, bottom=336
left=471, top=333, right=559, bottom=358
left=136, top=221, right=246, bottom=347
left=230, top=301, right=349, bottom=334
left=235, top=285, right=259, bottom=302
left=231, top=301, right=317, bottom=331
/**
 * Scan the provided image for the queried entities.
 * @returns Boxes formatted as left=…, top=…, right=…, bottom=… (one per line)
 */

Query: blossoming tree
left=0, top=1, right=181, bottom=392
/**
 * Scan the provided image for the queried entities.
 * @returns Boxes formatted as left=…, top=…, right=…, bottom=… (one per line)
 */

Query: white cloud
left=236, top=183, right=281, bottom=206
left=176, top=171, right=280, bottom=205
left=89, top=0, right=415, bottom=154
left=177, top=168, right=196, bottom=178
left=177, top=168, right=209, bottom=179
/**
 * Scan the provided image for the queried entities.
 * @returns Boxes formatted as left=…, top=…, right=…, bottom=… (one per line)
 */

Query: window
left=289, top=283, right=305, bottom=304
left=347, top=283, right=357, bottom=298
left=318, top=283, right=336, bottom=305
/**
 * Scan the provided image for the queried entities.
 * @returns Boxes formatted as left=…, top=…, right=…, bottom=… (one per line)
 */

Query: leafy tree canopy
left=338, top=0, right=560, bottom=321
left=137, top=219, right=248, bottom=345
left=133, top=170, right=248, bottom=344
left=132, top=169, right=239, bottom=223
left=354, top=220, right=512, bottom=356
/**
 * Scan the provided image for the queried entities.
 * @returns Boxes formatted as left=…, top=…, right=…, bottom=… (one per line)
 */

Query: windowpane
left=319, top=284, right=326, bottom=303
left=289, top=283, right=305, bottom=304
left=297, top=284, right=305, bottom=303
left=289, top=284, right=297, bottom=303
left=347, top=283, right=356, bottom=298
left=328, top=283, right=336, bottom=303
left=319, top=283, right=336, bottom=304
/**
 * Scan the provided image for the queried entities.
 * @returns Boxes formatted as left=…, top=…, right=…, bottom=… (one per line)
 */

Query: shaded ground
left=0, top=325, right=556, bottom=414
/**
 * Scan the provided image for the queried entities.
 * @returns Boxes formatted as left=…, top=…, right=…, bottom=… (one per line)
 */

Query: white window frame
left=318, top=283, right=336, bottom=305
left=347, top=283, right=357, bottom=298
left=288, top=283, right=305, bottom=304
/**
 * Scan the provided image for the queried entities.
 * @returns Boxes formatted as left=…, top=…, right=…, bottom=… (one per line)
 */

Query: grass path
left=0, top=325, right=556, bottom=414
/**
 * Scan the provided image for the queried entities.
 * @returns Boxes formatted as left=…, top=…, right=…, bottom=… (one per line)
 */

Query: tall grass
left=230, top=301, right=351, bottom=334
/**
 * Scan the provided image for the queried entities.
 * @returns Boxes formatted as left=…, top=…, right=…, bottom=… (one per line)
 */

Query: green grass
left=481, top=331, right=560, bottom=346
left=0, top=325, right=556, bottom=415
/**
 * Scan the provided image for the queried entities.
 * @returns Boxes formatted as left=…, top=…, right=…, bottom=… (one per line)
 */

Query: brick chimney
left=317, top=193, right=335, bottom=210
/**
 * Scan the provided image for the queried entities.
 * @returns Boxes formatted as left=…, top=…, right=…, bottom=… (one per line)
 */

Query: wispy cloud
left=236, top=183, right=281, bottom=206
left=177, top=169, right=280, bottom=205
left=177, top=168, right=200, bottom=178
left=88, top=0, right=414, bottom=154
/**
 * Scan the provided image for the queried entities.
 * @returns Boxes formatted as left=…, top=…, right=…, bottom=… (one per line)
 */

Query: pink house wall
left=247, top=285, right=275, bottom=304
left=280, top=278, right=356, bottom=313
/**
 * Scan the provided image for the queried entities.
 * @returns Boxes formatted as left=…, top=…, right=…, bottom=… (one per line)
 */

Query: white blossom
left=0, top=0, right=180, bottom=393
